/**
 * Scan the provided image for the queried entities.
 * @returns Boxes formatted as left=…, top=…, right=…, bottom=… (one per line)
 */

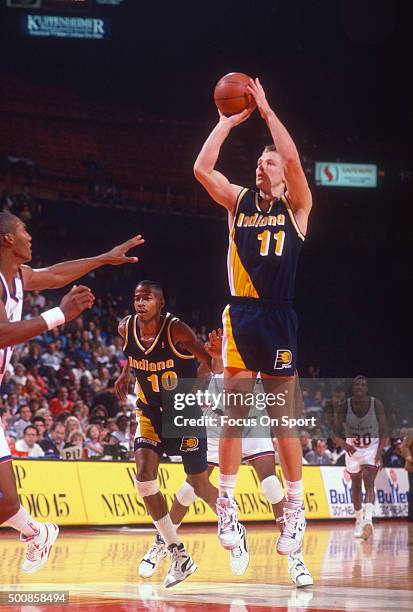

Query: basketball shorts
left=207, top=435, right=275, bottom=467
left=0, top=426, right=12, bottom=463
left=134, top=406, right=208, bottom=475
left=345, top=440, right=379, bottom=473
left=222, top=297, right=297, bottom=376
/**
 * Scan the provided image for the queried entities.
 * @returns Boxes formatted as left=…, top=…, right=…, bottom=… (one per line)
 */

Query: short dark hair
left=0, top=211, right=18, bottom=236
left=135, top=280, right=164, bottom=294
left=23, top=425, right=37, bottom=435
left=32, top=416, right=46, bottom=425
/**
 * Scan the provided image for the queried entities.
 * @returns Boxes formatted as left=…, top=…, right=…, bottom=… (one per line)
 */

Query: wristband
left=41, top=307, right=65, bottom=330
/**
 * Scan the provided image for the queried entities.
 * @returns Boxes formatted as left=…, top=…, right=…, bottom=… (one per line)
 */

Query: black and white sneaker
left=164, top=543, right=197, bottom=588
left=276, top=502, right=306, bottom=555
left=229, top=523, right=250, bottom=576
left=139, top=533, right=167, bottom=578
left=288, top=548, right=313, bottom=587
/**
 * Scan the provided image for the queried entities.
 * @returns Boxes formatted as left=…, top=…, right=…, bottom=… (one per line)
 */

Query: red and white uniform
left=0, top=270, right=24, bottom=463
left=344, top=397, right=379, bottom=473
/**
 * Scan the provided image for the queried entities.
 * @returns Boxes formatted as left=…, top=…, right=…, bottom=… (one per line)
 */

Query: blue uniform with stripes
left=223, top=188, right=305, bottom=375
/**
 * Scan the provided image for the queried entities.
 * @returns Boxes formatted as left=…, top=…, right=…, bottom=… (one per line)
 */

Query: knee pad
left=175, top=481, right=196, bottom=507
left=261, top=475, right=284, bottom=505
left=135, top=478, right=159, bottom=498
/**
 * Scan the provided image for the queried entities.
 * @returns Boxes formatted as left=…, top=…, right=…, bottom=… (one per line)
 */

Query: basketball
left=214, top=72, right=256, bottom=116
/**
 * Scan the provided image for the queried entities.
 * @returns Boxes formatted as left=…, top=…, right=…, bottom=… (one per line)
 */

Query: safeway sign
left=315, top=162, right=377, bottom=188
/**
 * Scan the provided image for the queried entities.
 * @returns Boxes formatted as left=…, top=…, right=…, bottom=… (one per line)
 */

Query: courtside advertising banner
left=320, top=466, right=409, bottom=519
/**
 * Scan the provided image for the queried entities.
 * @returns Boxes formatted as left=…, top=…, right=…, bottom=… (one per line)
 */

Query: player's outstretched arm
left=0, top=285, right=94, bottom=349
left=248, top=79, right=312, bottom=224
left=194, top=109, right=252, bottom=213
left=170, top=320, right=221, bottom=374
left=21, top=235, right=145, bottom=291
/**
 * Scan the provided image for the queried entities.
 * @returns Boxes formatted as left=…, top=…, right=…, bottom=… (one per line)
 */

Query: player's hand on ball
left=60, top=285, right=95, bottom=321
left=103, top=234, right=145, bottom=266
left=247, top=78, right=273, bottom=119
left=218, top=106, right=253, bottom=128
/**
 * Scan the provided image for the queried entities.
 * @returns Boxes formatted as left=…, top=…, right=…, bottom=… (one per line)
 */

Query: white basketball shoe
left=21, top=522, right=59, bottom=575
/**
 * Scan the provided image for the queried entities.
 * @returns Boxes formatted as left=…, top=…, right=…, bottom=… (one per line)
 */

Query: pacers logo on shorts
left=180, top=437, right=199, bottom=452
left=274, top=350, right=292, bottom=370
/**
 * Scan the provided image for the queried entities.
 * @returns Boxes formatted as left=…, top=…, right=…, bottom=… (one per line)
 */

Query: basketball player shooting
left=0, top=211, right=144, bottom=574
left=194, top=78, right=312, bottom=555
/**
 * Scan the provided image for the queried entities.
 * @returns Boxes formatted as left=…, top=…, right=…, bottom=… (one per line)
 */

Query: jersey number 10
left=147, top=371, right=178, bottom=392
left=257, top=230, right=285, bottom=257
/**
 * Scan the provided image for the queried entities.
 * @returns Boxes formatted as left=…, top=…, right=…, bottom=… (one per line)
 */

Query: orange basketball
left=214, top=72, right=255, bottom=116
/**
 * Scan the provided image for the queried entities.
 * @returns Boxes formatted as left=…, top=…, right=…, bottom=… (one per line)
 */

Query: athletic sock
left=4, top=505, right=42, bottom=538
left=153, top=515, right=180, bottom=547
left=218, top=473, right=237, bottom=498
left=364, top=503, right=374, bottom=521
left=286, top=480, right=303, bottom=504
left=355, top=509, right=363, bottom=521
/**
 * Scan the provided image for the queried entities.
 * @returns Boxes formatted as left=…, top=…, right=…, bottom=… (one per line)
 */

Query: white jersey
left=0, top=270, right=24, bottom=386
left=344, top=397, right=379, bottom=449
left=0, top=269, right=24, bottom=460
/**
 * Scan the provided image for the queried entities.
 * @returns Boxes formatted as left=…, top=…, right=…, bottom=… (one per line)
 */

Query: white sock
left=286, top=480, right=303, bottom=504
left=218, top=473, right=237, bottom=498
left=364, top=503, right=374, bottom=521
left=4, top=505, right=41, bottom=538
left=355, top=509, right=363, bottom=520
left=153, top=515, right=180, bottom=547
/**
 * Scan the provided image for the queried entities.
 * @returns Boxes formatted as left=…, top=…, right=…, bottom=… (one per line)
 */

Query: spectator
left=305, top=439, right=332, bottom=466
left=39, top=422, right=66, bottom=458
left=115, top=413, right=130, bottom=447
left=57, top=357, right=76, bottom=387
left=14, top=425, right=45, bottom=458
left=90, top=404, right=108, bottom=425
left=64, top=416, right=82, bottom=441
left=28, top=290, right=46, bottom=309
left=6, top=392, right=20, bottom=416
left=12, top=364, right=27, bottom=387
left=64, top=430, right=86, bottom=453
left=85, top=424, right=103, bottom=457
left=32, top=415, right=47, bottom=441
left=299, top=430, right=312, bottom=459
left=49, top=386, right=74, bottom=418
left=40, top=342, right=62, bottom=384
left=383, top=439, right=405, bottom=468
left=13, top=404, right=33, bottom=439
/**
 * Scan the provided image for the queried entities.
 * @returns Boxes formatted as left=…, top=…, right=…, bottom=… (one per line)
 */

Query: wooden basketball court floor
left=0, top=521, right=412, bottom=611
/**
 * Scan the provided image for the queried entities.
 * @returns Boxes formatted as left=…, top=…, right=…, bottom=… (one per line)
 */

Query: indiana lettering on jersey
left=128, top=356, right=175, bottom=372
left=236, top=212, right=285, bottom=229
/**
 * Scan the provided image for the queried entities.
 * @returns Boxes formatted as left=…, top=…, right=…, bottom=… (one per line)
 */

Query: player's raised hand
left=218, top=106, right=254, bottom=128
left=59, top=285, right=95, bottom=321
left=205, top=328, right=223, bottom=358
left=103, top=235, right=145, bottom=266
left=247, top=78, right=273, bottom=119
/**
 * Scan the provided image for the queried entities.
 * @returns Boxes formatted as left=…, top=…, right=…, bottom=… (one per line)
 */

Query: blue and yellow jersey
left=227, top=188, right=304, bottom=302
left=123, top=312, right=197, bottom=411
